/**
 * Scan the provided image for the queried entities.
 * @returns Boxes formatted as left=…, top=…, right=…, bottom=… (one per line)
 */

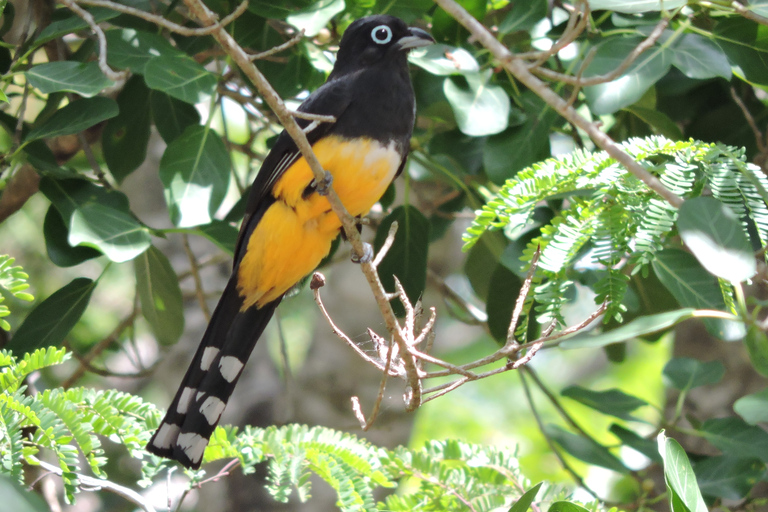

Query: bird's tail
left=146, top=277, right=280, bottom=468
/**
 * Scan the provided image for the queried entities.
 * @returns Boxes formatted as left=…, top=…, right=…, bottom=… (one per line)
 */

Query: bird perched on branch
left=146, top=15, right=434, bottom=469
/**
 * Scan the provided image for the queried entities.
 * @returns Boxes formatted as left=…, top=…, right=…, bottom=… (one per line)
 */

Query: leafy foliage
left=0, top=256, right=34, bottom=331
left=465, top=137, right=768, bottom=330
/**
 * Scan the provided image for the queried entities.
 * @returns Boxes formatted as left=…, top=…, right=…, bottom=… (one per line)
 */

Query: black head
left=330, top=15, right=434, bottom=79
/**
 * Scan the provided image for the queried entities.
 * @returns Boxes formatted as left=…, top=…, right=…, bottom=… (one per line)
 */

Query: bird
left=146, top=15, right=434, bottom=469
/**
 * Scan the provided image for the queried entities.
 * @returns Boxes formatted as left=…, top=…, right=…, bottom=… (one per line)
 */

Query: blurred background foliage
left=2, top=0, right=768, bottom=510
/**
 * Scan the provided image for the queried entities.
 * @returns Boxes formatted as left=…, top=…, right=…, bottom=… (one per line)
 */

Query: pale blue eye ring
left=371, top=25, right=392, bottom=45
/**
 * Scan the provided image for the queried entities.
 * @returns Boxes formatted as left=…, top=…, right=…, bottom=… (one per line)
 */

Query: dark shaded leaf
left=135, top=246, right=185, bottom=346
left=562, top=386, right=647, bottom=421
left=544, top=424, right=627, bottom=473
left=105, top=28, right=181, bottom=73
left=498, top=0, right=548, bottom=34
left=694, top=456, right=765, bottom=500
left=744, top=324, right=768, bottom=377
left=609, top=424, right=662, bottom=464
left=144, top=54, right=217, bottom=104
left=663, top=357, right=724, bottom=390
left=7, top=278, right=96, bottom=354
left=43, top=205, right=102, bottom=267
left=486, top=262, right=522, bottom=343
left=103, top=76, right=152, bottom=182
left=699, top=416, right=768, bottom=463
left=25, top=97, right=118, bottom=142
left=150, top=90, right=201, bottom=143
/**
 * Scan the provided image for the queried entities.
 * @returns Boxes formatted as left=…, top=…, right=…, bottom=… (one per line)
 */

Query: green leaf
left=105, top=28, right=182, bottom=74
left=40, top=177, right=152, bottom=262
left=35, top=7, right=119, bottom=45
left=507, top=482, right=543, bottom=512
left=744, top=324, right=768, bottom=377
left=373, top=206, right=430, bottom=317
left=699, top=416, right=768, bottom=463
left=43, top=205, right=102, bottom=267
left=544, top=424, right=627, bottom=473
left=652, top=249, right=745, bottom=341
left=734, top=387, right=768, bottom=424
left=498, top=0, right=548, bottom=34
left=0, top=475, right=48, bottom=512
left=677, top=197, right=756, bottom=283
left=197, top=220, right=238, bottom=256
left=150, top=90, right=201, bottom=143
left=625, top=106, right=683, bottom=140
left=286, top=0, right=344, bottom=37
left=657, top=431, right=707, bottom=512
left=443, top=71, right=510, bottom=136
left=486, top=261, right=522, bottom=343
left=483, top=92, right=556, bottom=184
left=694, top=456, right=764, bottom=500
left=561, top=309, right=696, bottom=349
left=561, top=386, right=647, bottom=421
left=159, top=125, right=232, bottom=227
left=583, top=36, right=672, bottom=115
left=135, top=246, right=184, bottom=346
left=464, top=234, right=500, bottom=300
left=670, top=33, right=732, bottom=80
left=663, top=357, right=724, bottom=390
left=144, top=54, right=217, bottom=104
left=587, top=0, right=686, bottom=13
left=25, top=61, right=114, bottom=97
left=609, top=424, right=662, bottom=463
left=25, top=97, right=118, bottom=142
left=547, top=503, right=590, bottom=512
left=409, top=44, right=480, bottom=75
left=714, top=18, right=768, bottom=86
left=102, top=76, right=152, bottom=182
left=7, top=278, right=96, bottom=354
left=749, top=0, right=768, bottom=17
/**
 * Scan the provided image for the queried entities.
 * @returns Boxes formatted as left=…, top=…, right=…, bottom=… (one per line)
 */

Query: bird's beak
left=397, top=27, right=435, bottom=51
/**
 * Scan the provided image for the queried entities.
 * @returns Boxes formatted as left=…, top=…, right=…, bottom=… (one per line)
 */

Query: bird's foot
left=351, top=242, right=374, bottom=264
left=312, top=170, right=334, bottom=196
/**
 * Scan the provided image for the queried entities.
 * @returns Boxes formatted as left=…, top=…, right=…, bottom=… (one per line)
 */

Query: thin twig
left=37, top=460, right=157, bottom=512
left=61, top=0, right=128, bottom=81
left=506, top=246, right=541, bottom=347
left=249, top=30, right=306, bottom=60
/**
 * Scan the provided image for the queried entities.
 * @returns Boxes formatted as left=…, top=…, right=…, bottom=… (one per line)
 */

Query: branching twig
left=249, top=30, right=306, bottom=60
left=36, top=460, right=157, bottom=512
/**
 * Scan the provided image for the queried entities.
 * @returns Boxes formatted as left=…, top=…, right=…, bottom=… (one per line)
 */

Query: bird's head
left=332, top=15, right=434, bottom=76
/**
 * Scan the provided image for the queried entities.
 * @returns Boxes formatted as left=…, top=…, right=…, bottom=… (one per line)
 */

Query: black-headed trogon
left=146, top=15, right=434, bottom=468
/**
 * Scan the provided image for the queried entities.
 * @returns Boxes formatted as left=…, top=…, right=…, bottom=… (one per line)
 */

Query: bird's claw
left=351, top=242, right=374, bottom=264
left=312, top=170, right=333, bottom=196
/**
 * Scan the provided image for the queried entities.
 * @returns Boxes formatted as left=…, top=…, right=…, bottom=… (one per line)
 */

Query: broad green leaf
left=197, top=220, right=238, bottom=256
left=144, top=54, right=217, bottom=104
left=657, top=431, right=707, bottom=512
left=483, top=92, right=556, bottom=184
left=652, top=249, right=745, bottom=341
left=159, top=125, right=232, bottom=227
left=43, top=205, right=102, bottom=267
left=40, top=177, right=151, bottom=262
left=25, top=61, right=114, bottom=97
left=498, top=0, right=548, bottom=34
left=699, top=417, right=768, bottom=463
left=7, top=278, right=96, bottom=354
left=544, top=424, right=627, bottom=473
left=486, top=261, right=522, bottom=343
left=714, top=17, right=768, bottom=86
left=135, top=246, right=184, bottom=346
left=105, top=28, right=181, bottom=73
left=694, top=456, right=764, bottom=500
left=409, top=44, right=480, bottom=75
left=0, top=89, right=7, bottom=103
left=587, top=0, right=686, bottom=12
left=625, top=106, right=683, bottom=140
left=464, top=234, right=499, bottom=300
left=734, top=387, right=768, bottom=424
left=286, top=0, right=344, bottom=37
left=677, top=197, right=756, bottom=283
left=583, top=36, right=672, bottom=115
left=35, top=7, right=119, bottom=45
left=609, top=424, right=662, bottom=463
left=150, top=90, right=201, bottom=143
left=670, top=33, right=732, bottom=80
left=663, top=357, right=724, bottom=390
left=744, top=324, right=768, bottom=377
left=444, top=71, right=510, bottom=137
left=25, top=97, right=118, bottom=142
left=507, top=482, right=542, bottom=512
left=547, top=503, right=590, bottom=512
left=561, top=309, right=696, bottom=349
left=0, top=475, right=48, bottom=512
left=561, top=386, right=648, bottom=421
left=373, top=206, right=430, bottom=317
left=431, top=0, right=486, bottom=44
left=103, top=76, right=152, bottom=182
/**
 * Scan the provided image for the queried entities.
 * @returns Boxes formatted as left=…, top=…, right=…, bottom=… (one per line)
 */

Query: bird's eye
left=370, top=25, right=393, bottom=45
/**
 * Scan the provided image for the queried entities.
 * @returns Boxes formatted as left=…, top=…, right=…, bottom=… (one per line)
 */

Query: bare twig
left=249, top=30, right=306, bottom=60
left=433, top=0, right=684, bottom=209
left=36, top=460, right=157, bottom=512
left=506, top=246, right=541, bottom=347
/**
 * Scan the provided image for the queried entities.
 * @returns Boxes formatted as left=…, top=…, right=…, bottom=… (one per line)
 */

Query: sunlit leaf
left=657, top=431, right=707, bottom=512
left=286, top=0, right=344, bottom=37
left=587, top=0, right=686, bottom=13
left=734, top=387, right=768, bottom=424
left=444, top=71, right=510, bottom=136
left=25, top=61, right=114, bottom=97
left=144, top=54, right=217, bottom=104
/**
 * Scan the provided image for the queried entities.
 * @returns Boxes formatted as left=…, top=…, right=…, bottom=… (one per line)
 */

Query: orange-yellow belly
left=237, top=135, right=401, bottom=309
